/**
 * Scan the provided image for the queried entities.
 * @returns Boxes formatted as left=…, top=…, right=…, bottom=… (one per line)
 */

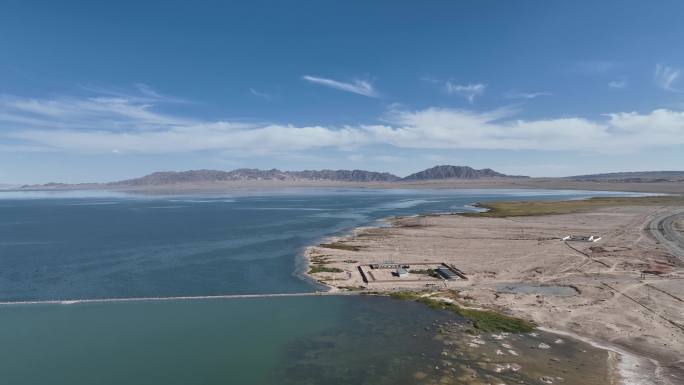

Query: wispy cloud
left=3, top=89, right=684, bottom=155
left=0, top=94, right=194, bottom=132
left=249, top=88, right=272, bottom=99
left=608, top=80, right=627, bottom=89
left=419, top=76, right=441, bottom=84
left=504, top=90, right=551, bottom=99
left=78, top=83, right=188, bottom=104
left=302, top=75, right=379, bottom=97
left=444, top=82, right=486, bottom=103
left=654, top=64, right=681, bottom=92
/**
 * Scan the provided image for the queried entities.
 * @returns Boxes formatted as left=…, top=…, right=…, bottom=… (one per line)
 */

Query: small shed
left=396, top=268, right=409, bottom=278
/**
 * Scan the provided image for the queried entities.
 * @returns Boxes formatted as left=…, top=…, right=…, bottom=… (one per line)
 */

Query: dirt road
left=649, top=211, right=684, bottom=262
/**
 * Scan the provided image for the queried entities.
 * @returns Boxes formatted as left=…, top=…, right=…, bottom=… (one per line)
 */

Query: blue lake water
left=0, top=188, right=638, bottom=301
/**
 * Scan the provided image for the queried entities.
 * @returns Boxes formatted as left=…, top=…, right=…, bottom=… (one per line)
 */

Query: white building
left=562, top=235, right=602, bottom=242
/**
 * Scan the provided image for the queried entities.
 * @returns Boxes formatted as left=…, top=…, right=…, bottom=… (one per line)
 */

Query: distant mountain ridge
left=290, top=169, right=401, bottom=182
left=403, top=165, right=528, bottom=181
left=109, top=168, right=402, bottom=186
left=107, top=165, right=522, bottom=186
left=18, top=165, right=527, bottom=188
left=566, top=171, right=684, bottom=182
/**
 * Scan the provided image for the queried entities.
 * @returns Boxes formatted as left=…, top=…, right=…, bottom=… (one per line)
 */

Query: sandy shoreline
left=538, top=327, right=669, bottom=385
left=304, top=203, right=684, bottom=384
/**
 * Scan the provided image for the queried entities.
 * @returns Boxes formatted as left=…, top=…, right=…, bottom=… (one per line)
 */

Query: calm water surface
left=0, top=188, right=638, bottom=301
left=0, top=296, right=611, bottom=385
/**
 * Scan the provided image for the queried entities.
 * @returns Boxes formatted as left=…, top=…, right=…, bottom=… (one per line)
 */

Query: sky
left=1, top=1, right=684, bottom=184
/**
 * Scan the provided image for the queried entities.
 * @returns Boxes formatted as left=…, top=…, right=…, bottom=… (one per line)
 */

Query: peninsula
left=305, top=195, right=684, bottom=384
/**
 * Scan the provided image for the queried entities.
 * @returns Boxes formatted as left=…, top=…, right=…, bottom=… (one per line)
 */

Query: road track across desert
left=649, top=210, right=684, bottom=262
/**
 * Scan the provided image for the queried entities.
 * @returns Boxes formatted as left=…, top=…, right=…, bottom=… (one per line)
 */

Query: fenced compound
left=357, top=262, right=466, bottom=284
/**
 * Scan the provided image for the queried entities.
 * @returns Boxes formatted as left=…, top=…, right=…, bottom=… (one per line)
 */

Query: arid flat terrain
left=306, top=201, right=684, bottom=384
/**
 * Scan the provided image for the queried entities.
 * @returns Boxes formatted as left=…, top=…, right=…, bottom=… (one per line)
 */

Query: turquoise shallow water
left=0, top=296, right=453, bottom=385
left=0, top=188, right=625, bottom=384
left=0, top=296, right=611, bottom=385
left=0, top=296, right=605, bottom=385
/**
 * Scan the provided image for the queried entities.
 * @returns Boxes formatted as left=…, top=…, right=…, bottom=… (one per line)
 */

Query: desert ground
left=306, top=201, right=684, bottom=384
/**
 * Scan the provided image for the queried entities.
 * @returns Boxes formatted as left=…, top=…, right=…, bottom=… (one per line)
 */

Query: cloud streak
left=78, top=83, right=189, bottom=104
left=608, top=80, right=627, bottom=89
left=654, top=64, right=681, bottom=92
left=504, top=91, right=552, bottom=99
left=2, top=90, right=684, bottom=156
left=445, top=82, right=486, bottom=103
left=302, top=75, right=379, bottom=97
left=249, top=88, right=272, bottom=99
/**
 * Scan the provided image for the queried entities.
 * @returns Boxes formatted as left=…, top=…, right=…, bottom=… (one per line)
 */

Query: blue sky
left=1, top=1, right=684, bottom=183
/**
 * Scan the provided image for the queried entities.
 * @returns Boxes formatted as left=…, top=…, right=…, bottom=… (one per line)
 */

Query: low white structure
left=562, top=235, right=601, bottom=242
left=396, top=268, right=409, bottom=278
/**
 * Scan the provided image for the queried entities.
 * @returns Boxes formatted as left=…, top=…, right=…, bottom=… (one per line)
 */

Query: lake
left=0, top=188, right=628, bottom=384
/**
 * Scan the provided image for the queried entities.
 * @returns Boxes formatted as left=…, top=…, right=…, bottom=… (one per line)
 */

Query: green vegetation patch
left=388, top=291, right=422, bottom=301
left=309, top=255, right=331, bottom=265
left=308, top=266, right=344, bottom=274
left=319, top=242, right=364, bottom=251
left=389, top=292, right=535, bottom=333
left=463, top=195, right=684, bottom=218
left=338, top=286, right=366, bottom=291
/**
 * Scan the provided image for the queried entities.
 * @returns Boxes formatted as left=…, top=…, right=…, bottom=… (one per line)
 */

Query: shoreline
left=303, top=197, right=684, bottom=385
left=538, top=327, right=667, bottom=385
left=10, top=177, right=684, bottom=195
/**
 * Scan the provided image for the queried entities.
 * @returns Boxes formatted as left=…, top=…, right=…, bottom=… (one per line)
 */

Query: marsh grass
left=389, top=291, right=535, bottom=333
left=308, top=266, right=344, bottom=274
left=463, top=195, right=684, bottom=218
left=319, top=243, right=364, bottom=251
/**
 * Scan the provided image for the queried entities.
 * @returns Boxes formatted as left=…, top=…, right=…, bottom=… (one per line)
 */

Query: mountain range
left=565, top=171, right=684, bottom=183
left=18, top=166, right=684, bottom=189
left=106, top=165, right=519, bottom=186
left=403, top=165, right=528, bottom=180
left=109, top=168, right=403, bottom=186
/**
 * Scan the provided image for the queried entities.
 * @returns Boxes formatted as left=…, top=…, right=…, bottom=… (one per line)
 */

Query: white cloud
left=445, top=82, right=486, bottom=103
left=369, top=107, right=684, bottom=151
left=0, top=93, right=195, bottom=131
left=302, top=75, right=378, bottom=97
left=249, top=88, right=271, bottom=99
left=2, top=91, right=684, bottom=156
left=504, top=91, right=552, bottom=99
left=78, top=83, right=188, bottom=104
left=419, top=76, right=441, bottom=84
left=608, top=80, right=627, bottom=89
left=9, top=123, right=367, bottom=154
left=654, top=64, right=681, bottom=92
